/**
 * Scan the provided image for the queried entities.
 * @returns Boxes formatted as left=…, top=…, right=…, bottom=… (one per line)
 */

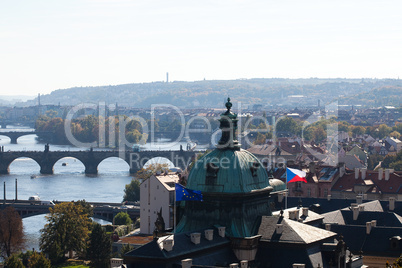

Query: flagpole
left=285, top=167, right=288, bottom=209
left=174, top=185, right=176, bottom=233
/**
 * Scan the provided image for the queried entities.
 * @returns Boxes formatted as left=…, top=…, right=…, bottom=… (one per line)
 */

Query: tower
left=176, top=98, right=285, bottom=238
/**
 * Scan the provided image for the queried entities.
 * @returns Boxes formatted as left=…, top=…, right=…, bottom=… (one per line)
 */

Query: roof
left=125, top=228, right=230, bottom=260
left=272, top=207, right=324, bottom=225
left=154, top=173, right=180, bottom=191
left=332, top=170, right=402, bottom=194
left=323, top=210, right=402, bottom=227
left=329, top=225, right=402, bottom=257
left=187, top=148, right=271, bottom=193
left=258, top=216, right=336, bottom=244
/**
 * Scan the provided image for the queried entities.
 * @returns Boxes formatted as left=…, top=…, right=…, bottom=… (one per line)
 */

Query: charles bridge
left=0, top=149, right=202, bottom=175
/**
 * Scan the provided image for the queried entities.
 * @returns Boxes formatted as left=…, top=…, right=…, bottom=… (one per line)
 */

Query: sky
left=1, top=0, right=401, bottom=96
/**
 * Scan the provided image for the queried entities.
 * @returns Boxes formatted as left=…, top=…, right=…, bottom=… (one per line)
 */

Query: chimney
left=389, top=197, right=395, bottom=211
left=295, top=209, right=300, bottom=220
left=240, top=260, right=248, bottom=268
left=190, top=233, right=201, bottom=244
left=371, top=220, right=377, bottom=227
left=293, top=264, right=306, bottom=268
left=363, top=194, right=367, bottom=200
left=385, top=169, right=393, bottom=181
left=230, top=264, right=239, bottom=268
left=352, top=206, right=359, bottom=220
left=218, top=226, right=226, bottom=237
left=204, top=229, right=213, bottom=241
left=361, top=168, right=367, bottom=180
left=327, top=195, right=332, bottom=201
left=339, top=162, right=346, bottom=177
left=163, top=238, right=174, bottom=252
left=309, top=162, right=316, bottom=174
left=302, top=207, right=309, bottom=217
left=325, top=224, right=331, bottom=231
left=289, top=210, right=299, bottom=220
left=356, top=195, right=363, bottom=204
left=181, top=259, right=192, bottom=268
left=366, top=222, right=372, bottom=234
left=355, top=168, right=360, bottom=179
left=276, top=224, right=284, bottom=234
left=378, top=168, right=383, bottom=180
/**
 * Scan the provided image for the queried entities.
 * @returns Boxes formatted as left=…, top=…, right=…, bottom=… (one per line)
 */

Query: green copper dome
left=187, top=149, right=271, bottom=193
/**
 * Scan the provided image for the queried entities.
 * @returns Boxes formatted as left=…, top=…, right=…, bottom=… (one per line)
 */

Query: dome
left=187, top=148, right=271, bottom=193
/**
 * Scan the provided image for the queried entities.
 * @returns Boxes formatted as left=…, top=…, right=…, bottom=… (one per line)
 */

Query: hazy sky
left=1, top=0, right=401, bottom=96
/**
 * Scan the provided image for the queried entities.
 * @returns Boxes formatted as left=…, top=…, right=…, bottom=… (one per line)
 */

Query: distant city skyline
left=1, top=0, right=401, bottom=96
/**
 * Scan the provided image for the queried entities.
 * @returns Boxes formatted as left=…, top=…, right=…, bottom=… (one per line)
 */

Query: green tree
left=378, top=124, right=392, bottom=139
left=275, top=116, right=301, bottom=136
left=120, top=243, right=134, bottom=258
left=87, top=223, right=112, bottom=268
left=27, top=251, right=51, bottom=268
left=40, top=202, right=92, bottom=263
left=114, top=212, right=132, bottom=226
left=4, top=253, right=24, bottom=268
left=123, top=179, right=141, bottom=202
left=0, top=207, right=25, bottom=258
left=351, top=125, right=365, bottom=137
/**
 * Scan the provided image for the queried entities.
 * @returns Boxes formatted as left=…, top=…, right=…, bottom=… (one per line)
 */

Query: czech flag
left=175, top=183, right=203, bottom=201
left=286, top=167, right=307, bottom=183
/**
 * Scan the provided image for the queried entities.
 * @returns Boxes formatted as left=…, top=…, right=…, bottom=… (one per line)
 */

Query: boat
left=62, top=162, right=68, bottom=166
left=30, top=175, right=36, bottom=179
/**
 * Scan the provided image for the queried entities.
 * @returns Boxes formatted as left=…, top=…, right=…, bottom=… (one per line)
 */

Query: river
left=0, top=126, right=201, bottom=252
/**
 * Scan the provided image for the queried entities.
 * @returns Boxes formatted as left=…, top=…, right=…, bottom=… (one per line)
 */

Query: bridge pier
left=0, top=163, right=10, bottom=174
left=85, top=164, right=98, bottom=175
left=40, top=164, right=54, bottom=174
left=10, top=137, right=18, bottom=144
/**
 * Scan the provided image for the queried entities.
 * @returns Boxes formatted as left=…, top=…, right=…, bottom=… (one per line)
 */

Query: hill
left=21, top=78, right=402, bottom=108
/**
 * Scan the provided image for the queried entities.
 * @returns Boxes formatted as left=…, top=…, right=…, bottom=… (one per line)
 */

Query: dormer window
left=250, top=162, right=260, bottom=177
left=206, top=163, right=219, bottom=185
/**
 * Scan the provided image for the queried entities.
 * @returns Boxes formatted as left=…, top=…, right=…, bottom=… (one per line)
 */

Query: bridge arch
left=53, top=157, right=85, bottom=174
left=98, top=157, right=130, bottom=174
left=8, top=157, right=40, bottom=174
left=143, top=157, right=175, bottom=169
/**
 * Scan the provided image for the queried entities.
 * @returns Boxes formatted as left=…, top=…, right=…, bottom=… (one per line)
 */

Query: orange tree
left=0, top=207, right=25, bottom=258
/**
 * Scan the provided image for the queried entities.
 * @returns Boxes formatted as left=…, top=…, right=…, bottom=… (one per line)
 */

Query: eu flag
left=175, top=183, right=203, bottom=201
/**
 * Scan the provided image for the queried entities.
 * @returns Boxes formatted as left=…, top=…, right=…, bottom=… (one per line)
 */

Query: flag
left=175, top=183, right=203, bottom=201
left=286, top=167, right=307, bottom=183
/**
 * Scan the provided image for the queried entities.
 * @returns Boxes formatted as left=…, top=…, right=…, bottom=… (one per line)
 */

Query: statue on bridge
left=44, top=143, right=49, bottom=153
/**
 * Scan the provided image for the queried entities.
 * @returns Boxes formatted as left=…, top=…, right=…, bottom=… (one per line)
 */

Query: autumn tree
left=40, top=202, right=92, bottom=263
left=28, top=251, right=51, bottom=268
left=134, top=163, right=170, bottom=180
left=4, top=253, right=24, bottom=268
left=87, top=223, right=112, bottom=268
left=0, top=207, right=25, bottom=258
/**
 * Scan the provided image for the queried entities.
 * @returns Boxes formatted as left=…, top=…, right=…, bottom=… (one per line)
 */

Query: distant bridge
left=0, top=131, right=54, bottom=144
left=0, top=149, right=201, bottom=175
left=0, top=200, right=140, bottom=222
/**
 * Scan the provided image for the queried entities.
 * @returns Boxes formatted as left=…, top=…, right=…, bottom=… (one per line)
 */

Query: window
left=206, top=163, right=219, bottom=185
left=307, top=188, right=311, bottom=197
left=250, top=162, right=260, bottom=177
left=324, top=189, right=328, bottom=197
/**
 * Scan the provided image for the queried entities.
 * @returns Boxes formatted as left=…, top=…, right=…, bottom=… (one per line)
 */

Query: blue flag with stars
left=175, top=183, right=203, bottom=201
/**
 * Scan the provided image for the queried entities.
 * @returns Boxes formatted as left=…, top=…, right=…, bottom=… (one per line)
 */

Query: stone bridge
left=0, top=149, right=202, bottom=175
left=0, top=131, right=54, bottom=144
left=1, top=201, right=140, bottom=222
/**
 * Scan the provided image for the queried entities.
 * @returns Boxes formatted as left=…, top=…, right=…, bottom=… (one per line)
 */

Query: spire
left=217, top=97, right=240, bottom=150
